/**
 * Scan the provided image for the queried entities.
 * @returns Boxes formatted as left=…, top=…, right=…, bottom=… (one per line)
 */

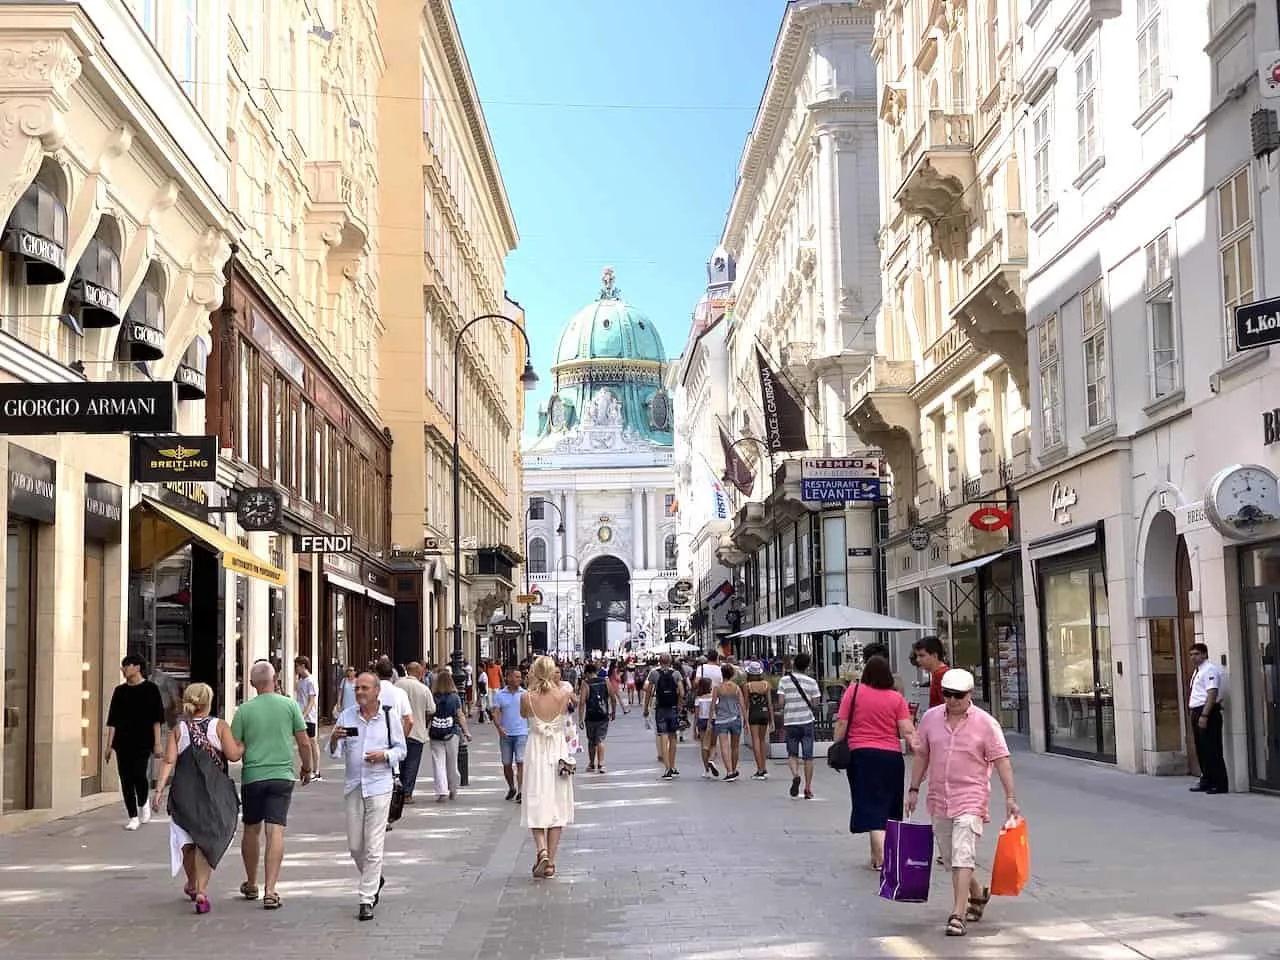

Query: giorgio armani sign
left=0, top=381, right=175, bottom=435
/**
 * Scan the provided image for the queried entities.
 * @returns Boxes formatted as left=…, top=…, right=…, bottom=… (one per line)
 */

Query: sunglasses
left=941, top=689, right=969, bottom=700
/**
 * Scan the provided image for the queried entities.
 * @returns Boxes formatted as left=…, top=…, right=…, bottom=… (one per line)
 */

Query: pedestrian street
left=1, top=715, right=1279, bottom=959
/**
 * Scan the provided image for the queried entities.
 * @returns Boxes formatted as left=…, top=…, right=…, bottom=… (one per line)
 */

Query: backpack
left=655, top=668, right=679, bottom=709
left=585, top=677, right=610, bottom=721
left=429, top=694, right=457, bottom=740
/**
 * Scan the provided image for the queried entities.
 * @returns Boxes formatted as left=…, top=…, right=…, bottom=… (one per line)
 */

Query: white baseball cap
left=940, top=668, right=975, bottom=694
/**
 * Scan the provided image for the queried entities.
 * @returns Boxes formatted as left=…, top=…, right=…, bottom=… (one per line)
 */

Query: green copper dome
left=527, top=268, right=674, bottom=456
left=555, top=267, right=667, bottom=366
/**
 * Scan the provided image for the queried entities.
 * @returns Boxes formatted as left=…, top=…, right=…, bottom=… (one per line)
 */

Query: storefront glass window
left=234, top=575, right=248, bottom=704
left=82, top=543, right=106, bottom=795
left=1239, top=543, right=1280, bottom=789
left=781, top=526, right=796, bottom=588
left=1042, top=563, right=1115, bottom=759
left=823, top=516, right=846, bottom=605
left=984, top=559, right=1027, bottom=733
left=4, top=523, right=36, bottom=811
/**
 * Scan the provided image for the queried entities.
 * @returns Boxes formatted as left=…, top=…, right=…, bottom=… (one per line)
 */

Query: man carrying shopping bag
left=906, top=669, right=1019, bottom=938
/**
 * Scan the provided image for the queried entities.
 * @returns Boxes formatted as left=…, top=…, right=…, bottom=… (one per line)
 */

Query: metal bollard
left=458, top=741, right=469, bottom=786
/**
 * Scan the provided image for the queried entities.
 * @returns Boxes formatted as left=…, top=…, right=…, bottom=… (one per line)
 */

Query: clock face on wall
left=1205, top=464, right=1280, bottom=540
left=237, top=486, right=283, bottom=531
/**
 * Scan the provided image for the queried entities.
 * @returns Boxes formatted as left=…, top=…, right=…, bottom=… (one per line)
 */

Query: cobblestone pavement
left=2, top=711, right=1280, bottom=959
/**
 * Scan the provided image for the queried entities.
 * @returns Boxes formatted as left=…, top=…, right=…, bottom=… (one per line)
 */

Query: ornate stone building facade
left=850, top=0, right=1033, bottom=729
left=0, top=1, right=236, bottom=829
left=523, top=270, right=680, bottom=656
left=377, top=0, right=524, bottom=667
left=710, top=1, right=882, bottom=674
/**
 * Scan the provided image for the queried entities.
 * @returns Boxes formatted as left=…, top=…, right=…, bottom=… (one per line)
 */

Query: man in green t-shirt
left=231, top=660, right=312, bottom=909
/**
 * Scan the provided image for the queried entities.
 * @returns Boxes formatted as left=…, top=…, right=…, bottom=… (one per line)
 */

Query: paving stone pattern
left=2, top=712, right=1280, bottom=959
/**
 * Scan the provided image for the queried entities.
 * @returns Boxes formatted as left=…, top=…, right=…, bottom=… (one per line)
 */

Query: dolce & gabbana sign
left=0, top=381, right=175, bottom=435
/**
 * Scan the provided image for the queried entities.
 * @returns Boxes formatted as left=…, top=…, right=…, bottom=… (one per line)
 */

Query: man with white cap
left=906, top=667, right=1019, bottom=938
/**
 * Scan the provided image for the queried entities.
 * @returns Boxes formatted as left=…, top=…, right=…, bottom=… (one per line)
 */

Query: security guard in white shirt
left=1188, top=643, right=1229, bottom=794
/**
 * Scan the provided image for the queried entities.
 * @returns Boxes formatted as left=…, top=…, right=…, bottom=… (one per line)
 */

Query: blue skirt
left=846, top=747, right=905, bottom=834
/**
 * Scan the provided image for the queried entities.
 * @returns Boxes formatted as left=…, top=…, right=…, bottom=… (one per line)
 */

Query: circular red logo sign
left=969, top=506, right=1013, bottom=532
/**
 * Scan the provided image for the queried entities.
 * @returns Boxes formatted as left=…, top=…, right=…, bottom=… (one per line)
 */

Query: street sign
left=516, top=593, right=539, bottom=605
left=491, top=618, right=523, bottom=638
left=800, top=457, right=883, bottom=503
left=1236, top=295, right=1280, bottom=350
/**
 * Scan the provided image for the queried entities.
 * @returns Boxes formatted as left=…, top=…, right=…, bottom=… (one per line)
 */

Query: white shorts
left=932, top=813, right=984, bottom=870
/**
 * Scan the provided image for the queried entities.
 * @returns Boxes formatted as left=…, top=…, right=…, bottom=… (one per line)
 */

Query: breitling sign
left=131, top=435, right=217, bottom=482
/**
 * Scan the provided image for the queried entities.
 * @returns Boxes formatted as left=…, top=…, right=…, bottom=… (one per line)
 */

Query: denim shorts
left=716, top=719, right=743, bottom=737
left=500, top=733, right=527, bottom=765
left=785, top=723, right=815, bottom=760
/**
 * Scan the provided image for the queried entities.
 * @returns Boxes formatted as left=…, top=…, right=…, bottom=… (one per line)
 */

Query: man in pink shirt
left=906, top=668, right=1019, bottom=938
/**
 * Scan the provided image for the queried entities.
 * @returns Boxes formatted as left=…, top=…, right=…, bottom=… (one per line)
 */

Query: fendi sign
left=294, top=534, right=352, bottom=554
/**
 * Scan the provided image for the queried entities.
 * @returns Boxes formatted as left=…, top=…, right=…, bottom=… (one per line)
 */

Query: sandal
left=966, top=887, right=991, bottom=923
left=945, top=914, right=967, bottom=937
left=194, top=894, right=210, bottom=915
left=183, top=883, right=198, bottom=901
left=262, top=891, right=281, bottom=910
left=543, top=862, right=556, bottom=879
left=532, top=849, right=550, bottom=878
left=239, top=881, right=259, bottom=901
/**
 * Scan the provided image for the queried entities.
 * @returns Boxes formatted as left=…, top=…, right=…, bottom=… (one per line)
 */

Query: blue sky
left=452, top=1, right=786, bottom=437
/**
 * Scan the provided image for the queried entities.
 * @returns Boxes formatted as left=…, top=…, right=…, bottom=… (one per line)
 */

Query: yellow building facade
left=376, top=0, right=524, bottom=667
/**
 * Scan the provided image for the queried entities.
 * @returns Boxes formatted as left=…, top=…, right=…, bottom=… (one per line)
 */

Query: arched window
left=663, top=535, right=678, bottom=571
left=528, top=537, right=547, bottom=574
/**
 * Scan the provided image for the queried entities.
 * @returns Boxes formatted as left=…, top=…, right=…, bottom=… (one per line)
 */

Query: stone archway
left=581, top=555, right=630, bottom=655
left=1140, top=509, right=1193, bottom=762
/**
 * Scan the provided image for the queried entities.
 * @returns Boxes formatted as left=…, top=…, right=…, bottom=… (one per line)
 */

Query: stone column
left=632, top=488, right=645, bottom=571
left=814, top=127, right=842, bottom=356
left=564, top=489, right=577, bottom=571
left=648, top=490, right=662, bottom=572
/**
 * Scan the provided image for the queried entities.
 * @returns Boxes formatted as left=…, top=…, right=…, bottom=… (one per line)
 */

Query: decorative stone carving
left=0, top=39, right=82, bottom=93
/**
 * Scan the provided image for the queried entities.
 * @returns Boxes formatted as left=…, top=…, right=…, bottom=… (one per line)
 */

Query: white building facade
left=1016, top=0, right=1280, bottom=790
left=522, top=271, right=681, bottom=657
left=708, top=0, right=883, bottom=677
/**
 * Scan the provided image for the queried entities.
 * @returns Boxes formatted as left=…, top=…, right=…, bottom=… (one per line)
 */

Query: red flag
left=719, top=425, right=755, bottom=496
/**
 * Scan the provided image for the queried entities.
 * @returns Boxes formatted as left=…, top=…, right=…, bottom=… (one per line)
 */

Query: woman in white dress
left=520, top=656, right=576, bottom=879
left=151, top=683, right=242, bottom=914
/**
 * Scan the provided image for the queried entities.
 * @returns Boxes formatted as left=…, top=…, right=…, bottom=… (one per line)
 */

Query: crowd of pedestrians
left=104, top=638, right=1024, bottom=940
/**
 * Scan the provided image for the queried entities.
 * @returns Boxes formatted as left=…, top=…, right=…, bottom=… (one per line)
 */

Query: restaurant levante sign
left=0, top=381, right=175, bottom=435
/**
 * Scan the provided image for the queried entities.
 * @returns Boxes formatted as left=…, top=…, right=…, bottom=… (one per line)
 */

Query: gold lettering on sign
left=162, top=481, right=208, bottom=506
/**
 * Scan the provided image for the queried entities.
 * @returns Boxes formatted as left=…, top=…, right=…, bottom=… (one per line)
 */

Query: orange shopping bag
left=989, top=816, right=1030, bottom=896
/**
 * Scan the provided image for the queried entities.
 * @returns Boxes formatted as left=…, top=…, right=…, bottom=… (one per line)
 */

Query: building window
left=664, top=493, right=677, bottom=517
left=1218, top=166, right=1254, bottom=356
left=1038, top=314, right=1064, bottom=449
left=180, top=0, right=200, bottom=103
left=421, top=71, right=431, bottom=135
left=299, top=401, right=311, bottom=501
left=528, top=497, right=544, bottom=520
left=664, top=535, right=678, bottom=571
left=1075, top=47, right=1099, bottom=171
left=237, top=338, right=255, bottom=462
left=930, top=411, right=948, bottom=500
left=1136, top=0, right=1163, bottom=111
left=528, top=538, right=547, bottom=574
left=259, top=378, right=271, bottom=472
left=959, top=392, right=981, bottom=485
left=1082, top=279, right=1111, bottom=428
left=1144, top=231, right=1179, bottom=399
left=1211, top=0, right=1249, bottom=30
left=1032, top=100, right=1053, bottom=212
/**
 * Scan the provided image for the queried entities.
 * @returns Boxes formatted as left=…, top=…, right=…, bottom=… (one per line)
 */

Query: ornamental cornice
left=427, top=0, right=518, bottom=251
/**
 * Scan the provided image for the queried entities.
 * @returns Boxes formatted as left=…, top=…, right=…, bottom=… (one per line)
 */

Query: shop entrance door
left=1042, top=563, right=1116, bottom=761
left=1242, top=593, right=1280, bottom=790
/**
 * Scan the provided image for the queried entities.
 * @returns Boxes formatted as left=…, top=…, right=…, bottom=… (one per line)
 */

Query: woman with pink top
left=832, top=655, right=917, bottom=870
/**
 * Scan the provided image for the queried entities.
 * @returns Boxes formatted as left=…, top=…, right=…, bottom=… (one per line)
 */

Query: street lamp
left=453, top=314, right=537, bottom=690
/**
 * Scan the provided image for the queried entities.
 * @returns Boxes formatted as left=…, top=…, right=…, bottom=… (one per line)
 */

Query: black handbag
left=826, top=683, right=859, bottom=771
left=383, top=708, right=405, bottom=823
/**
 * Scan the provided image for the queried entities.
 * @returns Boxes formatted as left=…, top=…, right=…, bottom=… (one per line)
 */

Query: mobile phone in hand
left=344, top=726, right=359, bottom=737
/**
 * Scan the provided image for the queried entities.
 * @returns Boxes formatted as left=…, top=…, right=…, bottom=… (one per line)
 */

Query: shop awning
left=918, top=552, right=1002, bottom=585
left=135, top=497, right=285, bottom=586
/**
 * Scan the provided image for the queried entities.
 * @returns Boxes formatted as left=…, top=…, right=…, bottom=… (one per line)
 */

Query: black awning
left=117, top=284, right=166, bottom=362
left=2, top=180, right=67, bottom=285
left=175, top=338, right=207, bottom=400
left=68, top=237, right=123, bottom=328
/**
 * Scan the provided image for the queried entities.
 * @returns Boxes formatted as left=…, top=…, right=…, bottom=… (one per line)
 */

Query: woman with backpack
left=151, top=683, right=243, bottom=915
left=429, top=669, right=473, bottom=802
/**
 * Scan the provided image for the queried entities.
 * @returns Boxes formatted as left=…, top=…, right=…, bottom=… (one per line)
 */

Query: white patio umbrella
left=663, top=640, right=699, bottom=654
left=729, top=603, right=929, bottom=638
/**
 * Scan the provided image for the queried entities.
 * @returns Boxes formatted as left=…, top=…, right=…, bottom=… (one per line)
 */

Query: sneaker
left=701, top=770, right=712, bottom=779
left=757, top=770, right=769, bottom=780
left=505, top=787, right=516, bottom=801
left=515, top=792, right=522, bottom=804
left=661, top=769, right=675, bottom=780
left=312, top=773, right=323, bottom=782
left=751, top=771, right=765, bottom=780
left=125, top=817, right=140, bottom=831
left=724, top=771, right=740, bottom=782
left=671, top=769, right=680, bottom=777
left=139, top=803, right=152, bottom=824
left=448, top=788, right=457, bottom=800
left=707, top=762, right=720, bottom=778
left=790, top=775, right=801, bottom=798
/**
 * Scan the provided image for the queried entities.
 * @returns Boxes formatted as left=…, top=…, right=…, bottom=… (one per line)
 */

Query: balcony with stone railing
left=847, top=357, right=920, bottom=503
left=895, top=110, right=975, bottom=222
left=952, top=210, right=1029, bottom=401
left=304, top=159, right=370, bottom=253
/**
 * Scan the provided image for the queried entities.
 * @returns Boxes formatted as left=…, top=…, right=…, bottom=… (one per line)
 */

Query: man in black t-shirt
left=104, top=655, right=165, bottom=831
left=643, top=654, right=686, bottom=779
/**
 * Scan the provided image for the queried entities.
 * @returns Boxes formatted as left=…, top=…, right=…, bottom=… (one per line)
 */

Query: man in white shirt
left=1188, top=642, right=1229, bottom=794
left=394, top=662, right=435, bottom=803
left=375, top=657, right=412, bottom=739
left=695, top=651, right=723, bottom=691
left=778, top=651, right=822, bottom=800
left=330, top=671, right=406, bottom=921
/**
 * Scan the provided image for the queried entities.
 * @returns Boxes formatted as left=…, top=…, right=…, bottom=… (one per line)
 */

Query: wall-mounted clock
left=1205, top=464, right=1280, bottom=541
left=237, top=486, right=283, bottom=532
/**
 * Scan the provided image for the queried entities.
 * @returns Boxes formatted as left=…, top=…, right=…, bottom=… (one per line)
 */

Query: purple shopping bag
left=879, top=819, right=933, bottom=903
